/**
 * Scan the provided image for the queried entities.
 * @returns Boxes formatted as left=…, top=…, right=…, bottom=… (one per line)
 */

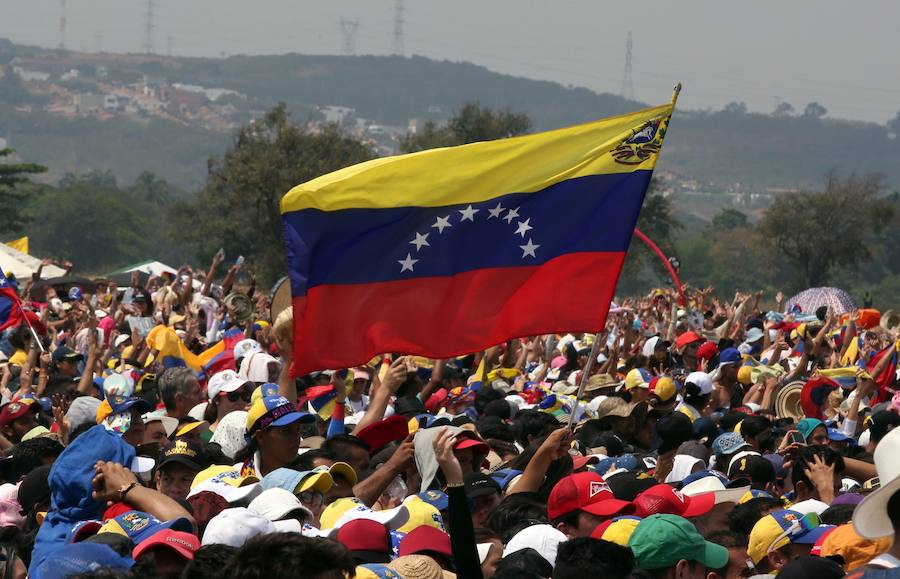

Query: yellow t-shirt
left=8, top=349, right=26, bottom=367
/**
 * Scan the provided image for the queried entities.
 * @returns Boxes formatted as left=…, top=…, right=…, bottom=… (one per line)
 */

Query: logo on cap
left=589, top=481, right=612, bottom=498
left=120, top=512, right=150, bottom=533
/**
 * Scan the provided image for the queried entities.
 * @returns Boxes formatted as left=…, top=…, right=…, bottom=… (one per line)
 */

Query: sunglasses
left=299, top=491, right=324, bottom=508
left=221, top=387, right=252, bottom=403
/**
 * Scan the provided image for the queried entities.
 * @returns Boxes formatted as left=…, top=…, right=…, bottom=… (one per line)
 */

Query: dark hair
left=728, top=497, right=786, bottom=536
left=181, top=544, right=237, bottom=579
left=476, top=416, right=516, bottom=443
left=10, top=437, right=64, bottom=481
left=474, top=527, right=501, bottom=544
left=512, top=410, right=559, bottom=446
left=496, top=546, right=553, bottom=579
left=485, top=492, right=549, bottom=543
left=484, top=399, right=514, bottom=420
left=474, top=387, right=505, bottom=416
left=706, top=529, right=746, bottom=549
left=223, top=533, right=355, bottom=579
left=791, top=445, right=844, bottom=493
left=820, top=504, right=856, bottom=526
left=508, top=434, right=572, bottom=500
left=553, top=537, right=635, bottom=579
left=394, top=372, right=422, bottom=399
left=290, top=449, right=337, bottom=472
left=321, top=434, right=369, bottom=462
left=740, top=415, right=772, bottom=439
left=720, top=411, right=747, bottom=434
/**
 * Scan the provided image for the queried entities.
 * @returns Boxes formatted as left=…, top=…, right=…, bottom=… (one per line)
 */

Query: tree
left=0, top=148, right=46, bottom=234
left=803, top=102, right=828, bottom=119
left=175, top=103, right=375, bottom=284
left=617, top=179, right=683, bottom=291
left=721, top=102, right=748, bottom=115
left=888, top=110, right=900, bottom=138
left=758, top=174, right=893, bottom=288
left=772, top=102, right=795, bottom=117
left=131, top=171, right=173, bottom=205
left=400, top=102, right=531, bottom=153
left=710, top=208, right=749, bottom=231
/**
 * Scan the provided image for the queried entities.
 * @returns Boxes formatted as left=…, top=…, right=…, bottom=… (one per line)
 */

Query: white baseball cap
left=685, top=372, right=714, bottom=396
left=249, top=488, right=313, bottom=523
left=233, top=339, right=262, bottom=361
left=503, top=524, right=566, bottom=568
left=207, top=370, right=250, bottom=401
left=142, top=409, right=179, bottom=437
left=202, top=507, right=275, bottom=547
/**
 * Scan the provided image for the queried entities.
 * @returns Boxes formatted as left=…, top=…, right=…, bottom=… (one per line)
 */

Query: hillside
left=1, top=42, right=898, bottom=191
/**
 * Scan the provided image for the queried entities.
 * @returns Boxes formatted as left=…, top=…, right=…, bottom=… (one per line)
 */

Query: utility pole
left=339, top=18, right=360, bottom=56
left=143, top=0, right=156, bottom=55
left=621, top=31, right=634, bottom=101
left=58, top=0, right=67, bottom=50
left=393, top=0, right=405, bottom=55
left=95, top=33, right=103, bottom=53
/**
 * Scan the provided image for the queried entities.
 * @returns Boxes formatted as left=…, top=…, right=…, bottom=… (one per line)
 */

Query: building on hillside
left=75, top=93, right=102, bottom=114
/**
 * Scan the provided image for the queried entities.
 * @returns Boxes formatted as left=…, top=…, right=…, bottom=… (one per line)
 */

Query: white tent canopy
left=111, top=260, right=202, bottom=289
left=0, top=243, right=67, bottom=281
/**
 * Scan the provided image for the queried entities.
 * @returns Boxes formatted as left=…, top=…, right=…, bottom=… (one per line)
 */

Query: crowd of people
left=1, top=259, right=900, bottom=579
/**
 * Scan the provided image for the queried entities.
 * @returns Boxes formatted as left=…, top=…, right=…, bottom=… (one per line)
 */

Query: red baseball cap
left=675, top=331, right=704, bottom=350
left=132, top=529, right=199, bottom=561
left=453, top=434, right=489, bottom=456
left=697, top=341, right=718, bottom=362
left=354, top=415, right=409, bottom=454
left=547, top=472, right=634, bottom=520
left=0, top=400, right=39, bottom=427
left=633, top=484, right=715, bottom=518
left=399, top=524, right=452, bottom=559
left=572, top=455, right=600, bottom=472
left=336, top=519, right=391, bottom=563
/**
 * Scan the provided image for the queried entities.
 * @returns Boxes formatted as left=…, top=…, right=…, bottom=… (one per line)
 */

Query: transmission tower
left=392, top=0, right=405, bottom=55
left=58, top=0, right=67, bottom=50
left=143, top=0, right=156, bottom=54
left=620, top=31, right=634, bottom=101
left=167, top=35, right=173, bottom=57
left=95, top=33, right=103, bottom=53
left=339, top=18, right=360, bottom=56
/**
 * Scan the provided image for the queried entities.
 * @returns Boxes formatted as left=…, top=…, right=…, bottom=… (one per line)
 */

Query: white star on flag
left=487, top=203, right=505, bottom=219
left=458, top=205, right=479, bottom=222
left=520, top=238, right=539, bottom=258
left=410, top=232, right=430, bottom=251
left=503, top=208, right=519, bottom=223
left=432, top=215, right=452, bottom=233
left=514, top=219, right=532, bottom=238
left=398, top=253, right=419, bottom=272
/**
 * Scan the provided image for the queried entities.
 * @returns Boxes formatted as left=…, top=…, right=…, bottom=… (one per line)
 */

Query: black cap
left=728, top=454, right=775, bottom=485
left=157, top=439, right=207, bottom=472
left=655, top=412, right=694, bottom=454
left=464, top=472, right=501, bottom=500
left=779, top=556, right=844, bottom=579
left=393, top=396, right=427, bottom=417
left=51, top=346, right=83, bottom=365
left=17, top=465, right=52, bottom=516
left=605, top=471, right=658, bottom=502
left=869, top=410, right=900, bottom=442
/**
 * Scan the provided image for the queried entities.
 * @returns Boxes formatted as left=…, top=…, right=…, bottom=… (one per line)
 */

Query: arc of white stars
left=514, top=219, right=533, bottom=238
left=487, top=203, right=505, bottom=219
left=503, top=208, right=520, bottom=224
left=398, top=253, right=419, bottom=272
left=459, top=205, right=479, bottom=222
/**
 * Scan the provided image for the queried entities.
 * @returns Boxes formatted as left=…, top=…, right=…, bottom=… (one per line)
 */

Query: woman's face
left=258, top=422, right=302, bottom=468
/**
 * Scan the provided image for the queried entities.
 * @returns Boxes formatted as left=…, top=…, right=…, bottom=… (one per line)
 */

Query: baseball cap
left=634, top=484, right=715, bottom=518
left=132, top=529, right=199, bottom=561
left=685, top=372, right=714, bottom=396
left=490, top=468, right=523, bottom=491
left=320, top=497, right=411, bottom=532
left=17, top=465, right=51, bottom=517
left=796, top=417, right=826, bottom=442
left=675, top=332, right=704, bottom=350
left=396, top=496, right=445, bottom=533
left=312, top=461, right=359, bottom=486
left=354, top=415, right=410, bottom=453
left=718, top=348, right=741, bottom=366
left=0, top=399, right=39, bottom=427
left=201, top=506, right=276, bottom=547
left=232, top=339, right=262, bottom=361
left=624, top=368, right=652, bottom=391
left=338, top=519, right=392, bottom=564
left=681, top=472, right=749, bottom=505
left=260, top=468, right=334, bottom=495
left=818, top=523, right=892, bottom=571
left=143, top=410, right=179, bottom=438
left=711, top=432, right=749, bottom=456
left=728, top=454, right=775, bottom=486
left=547, top=472, right=634, bottom=520
left=464, top=472, right=501, bottom=500
left=97, top=510, right=193, bottom=545
left=648, top=376, right=679, bottom=405
left=31, top=543, right=134, bottom=579
left=355, top=564, right=402, bottom=579
left=503, top=524, right=567, bottom=568
left=207, top=370, right=250, bottom=401
left=628, top=514, right=729, bottom=570
left=398, top=525, right=452, bottom=560
left=51, top=346, right=83, bottom=365
left=187, top=466, right=261, bottom=504
left=590, top=515, right=641, bottom=546
left=248, top=488, right=313, bottom=522
left=246, top=395, right=314, bottom=435
left=747, top=510, right=829, bottom=565
left=157, top=439, right=206, bottom=472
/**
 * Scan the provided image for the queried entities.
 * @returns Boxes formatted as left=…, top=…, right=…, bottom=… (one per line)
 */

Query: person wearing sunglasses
left=746, top=510, right=832, bottom=575
left=205, top=370, right=253, bottom=437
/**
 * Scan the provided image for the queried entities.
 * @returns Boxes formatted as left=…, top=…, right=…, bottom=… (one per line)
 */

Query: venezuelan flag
left=281, top=100, right=677, bottom=374
left=146, top=326, right=226, bottom=372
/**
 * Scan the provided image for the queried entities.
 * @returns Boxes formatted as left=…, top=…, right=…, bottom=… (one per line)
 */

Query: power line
left=143, top=0, right=155, bottom=54
left=620, top=31, right=633, bottom=101
left=339, top=18, right=359, bottom=56
left=393, top=0, right=405, bottom=56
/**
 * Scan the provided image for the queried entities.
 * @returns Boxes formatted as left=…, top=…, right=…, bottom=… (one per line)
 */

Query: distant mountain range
left=1, top=41, right=898, bottom=192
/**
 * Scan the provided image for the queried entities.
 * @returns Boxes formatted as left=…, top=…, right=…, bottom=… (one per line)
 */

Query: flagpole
left=16, top=295, right=45, bottom=353
left=565, top=83, right=682, bottom=429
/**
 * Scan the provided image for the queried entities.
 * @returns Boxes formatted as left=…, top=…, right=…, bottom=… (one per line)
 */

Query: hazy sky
left=4, top=0, right=899, bottom=123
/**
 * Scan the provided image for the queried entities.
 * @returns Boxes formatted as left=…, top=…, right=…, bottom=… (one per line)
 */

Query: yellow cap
left=320, top=497, right=365, bottom=530
left=737, top=365, right=753, bottom=385
left=397, top=497, right=444, bottom=533
left=595, top=517, right=640, bottom=546
left=191, top=465, right=259, bottom=489
left=298, top=471, right=334, bottom=494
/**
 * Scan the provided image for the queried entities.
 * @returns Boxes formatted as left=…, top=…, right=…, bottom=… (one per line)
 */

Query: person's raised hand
left=433, top=427, right=463, bottom=486
left=803, top=453, right=836, bottom=498
left=536, top=427, right=573, bottom=461
left=381, top=357, right=408, bottom=395
left=386, top=433, right=416, bottom=473
left=332, top=369, right=347, bottom=403
left=92, top=461, right=140, bottom=504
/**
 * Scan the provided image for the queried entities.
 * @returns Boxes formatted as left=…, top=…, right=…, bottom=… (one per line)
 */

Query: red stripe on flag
left=290, top=251, right=625, bottom=375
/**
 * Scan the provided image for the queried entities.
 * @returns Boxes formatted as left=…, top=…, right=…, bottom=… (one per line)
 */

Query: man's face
left=569, top=510, right=605, bottom=538
left=178, top=378, right=203, bottom=412
left=155, top=462, right=198, bottom=501
left=56, top=359, right=78, bottom=377
left=11, top=413, right=38, bottom=440
left=258, top=422, right=302, bottom=467
left=123, top=410, right=146, bottom=447
left=808, top=426, right=829, bottom=446
left=143, top=421, right=169, bottom=446
left=345, top=445, right=370, bottom=476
